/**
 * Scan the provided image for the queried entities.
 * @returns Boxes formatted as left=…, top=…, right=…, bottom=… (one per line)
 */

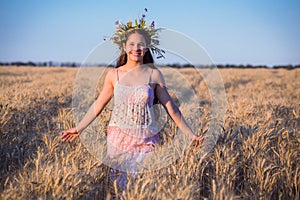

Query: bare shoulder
left=104, top=68, right=117, bottom=86
left=151, top=67, right=165, bottom=85
left=106, top=67, right=117, bottom=77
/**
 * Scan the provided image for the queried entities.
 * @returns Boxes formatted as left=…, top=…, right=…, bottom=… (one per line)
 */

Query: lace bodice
left=108, top=69, right=158, bottom=138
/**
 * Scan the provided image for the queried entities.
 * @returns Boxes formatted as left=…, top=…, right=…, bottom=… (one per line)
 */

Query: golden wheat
left=0, top=66, right=299, bottom=199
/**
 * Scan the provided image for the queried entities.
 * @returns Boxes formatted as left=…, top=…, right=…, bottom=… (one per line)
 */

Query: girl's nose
left=133, top=46, right=138, bottom=51
left=133, top=45, right=142, bottom=51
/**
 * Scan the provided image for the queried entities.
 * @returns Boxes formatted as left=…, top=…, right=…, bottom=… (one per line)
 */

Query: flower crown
left=109, top=8, right=165, bottom=59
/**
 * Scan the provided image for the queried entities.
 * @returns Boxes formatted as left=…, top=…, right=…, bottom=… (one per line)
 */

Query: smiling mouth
left=131, top=52, right=141, bottom=56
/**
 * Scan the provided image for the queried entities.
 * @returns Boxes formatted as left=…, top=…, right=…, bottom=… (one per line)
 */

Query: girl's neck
left=123, top=60, right=143, bottom=71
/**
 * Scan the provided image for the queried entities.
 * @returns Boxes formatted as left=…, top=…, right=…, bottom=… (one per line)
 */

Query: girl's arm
left=61, top=69, right=115, bottom=142
left=154, top=69, right=203, bottom=141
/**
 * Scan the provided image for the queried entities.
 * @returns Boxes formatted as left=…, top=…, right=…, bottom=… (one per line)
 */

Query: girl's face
left=123, top=32, right=148, bottom=63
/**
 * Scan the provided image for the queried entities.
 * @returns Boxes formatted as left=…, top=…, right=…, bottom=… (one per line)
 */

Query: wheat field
left=0, top=66, right=299, bottom=199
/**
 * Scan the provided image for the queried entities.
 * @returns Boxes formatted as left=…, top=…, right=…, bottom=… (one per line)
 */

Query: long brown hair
left=116, top=29, right=154, bottom=67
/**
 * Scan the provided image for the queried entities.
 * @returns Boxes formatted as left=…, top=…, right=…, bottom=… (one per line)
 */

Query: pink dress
left=107, top=69, right=160, bottom=166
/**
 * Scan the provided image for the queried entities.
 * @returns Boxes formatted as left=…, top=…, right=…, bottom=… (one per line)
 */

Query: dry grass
left=0, top=66, right=299, bottom=199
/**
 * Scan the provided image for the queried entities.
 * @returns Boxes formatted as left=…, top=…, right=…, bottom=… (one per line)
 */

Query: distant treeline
left=0, top=61, right=299, bottom=69
left=168, top=63, right=300, bottom=69
left=0, top=61, right=81, bottom=67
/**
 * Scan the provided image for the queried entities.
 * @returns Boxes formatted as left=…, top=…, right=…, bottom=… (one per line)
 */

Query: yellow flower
left=140, top=20, right=145, bottom=28
left=127, top=21, right=132, bottom=28
left=134, top=19, right=139, bottom=27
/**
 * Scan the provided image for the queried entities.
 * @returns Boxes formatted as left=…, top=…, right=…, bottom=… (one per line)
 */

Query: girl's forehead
left=127, top=33, right=146, bottom=42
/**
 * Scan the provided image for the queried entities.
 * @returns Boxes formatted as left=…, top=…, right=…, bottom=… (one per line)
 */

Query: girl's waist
left=107, top=124, right=159, bottom=139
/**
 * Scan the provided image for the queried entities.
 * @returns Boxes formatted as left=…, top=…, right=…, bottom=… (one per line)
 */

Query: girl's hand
left=190, top=134, right=204, bottom=146
left=61, top=127, right=79, bottom=142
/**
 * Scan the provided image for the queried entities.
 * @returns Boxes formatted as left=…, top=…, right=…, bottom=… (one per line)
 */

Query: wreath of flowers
left=109, top=8, right=165, bottom=59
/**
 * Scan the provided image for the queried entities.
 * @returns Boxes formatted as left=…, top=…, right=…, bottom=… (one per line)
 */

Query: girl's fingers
left=66, top=135, right=73, bottom=142
left=61, top=132, right=70, bottom=141
left=62, top=135, right=69, bottom=142
left=61, top=131, right=79, bottom=142
left=192, top=136, right=204, bottom=146
left=65, top=134, right=73, bottom=142
left=61, top=132, right=69, bottom=139
left=70, top=136, right=77, bottom=142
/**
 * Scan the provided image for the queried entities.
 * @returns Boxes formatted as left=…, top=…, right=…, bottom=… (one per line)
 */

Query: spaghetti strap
left=148, top=69, right=153, bottom=84
left=116, top=69, right=120, bottom=82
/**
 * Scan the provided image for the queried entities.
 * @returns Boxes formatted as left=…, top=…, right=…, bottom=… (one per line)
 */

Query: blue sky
left=0, top=0, right=299, bottom=66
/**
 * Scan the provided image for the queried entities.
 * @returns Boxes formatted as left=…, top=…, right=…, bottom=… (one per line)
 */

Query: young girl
left=62, top=14, right=202, bottom=189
